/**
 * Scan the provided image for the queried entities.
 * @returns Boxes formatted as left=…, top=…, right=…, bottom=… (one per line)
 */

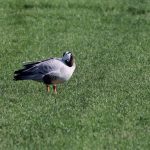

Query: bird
left=13, top=51, right=76, bottom=93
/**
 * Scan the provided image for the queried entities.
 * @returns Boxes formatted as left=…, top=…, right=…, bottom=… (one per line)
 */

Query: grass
left=0, top=0, right=150, bottom=149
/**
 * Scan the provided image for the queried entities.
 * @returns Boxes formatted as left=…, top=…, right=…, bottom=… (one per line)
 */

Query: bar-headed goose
left=14, top=51, right=76, bottom=93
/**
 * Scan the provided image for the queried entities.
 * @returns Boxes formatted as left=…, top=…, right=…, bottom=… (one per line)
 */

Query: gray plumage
left=14, top=52, right=76, bottom=85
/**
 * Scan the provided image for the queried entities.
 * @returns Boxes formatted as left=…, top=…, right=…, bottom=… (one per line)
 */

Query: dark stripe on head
left=63, top=51, right=71, bottom=56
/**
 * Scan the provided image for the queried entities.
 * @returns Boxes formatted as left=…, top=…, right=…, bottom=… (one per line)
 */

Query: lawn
left=0, top=0, right=150, bottom=149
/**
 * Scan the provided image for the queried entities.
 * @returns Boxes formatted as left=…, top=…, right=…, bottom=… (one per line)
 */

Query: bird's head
left=62, top=51, right=74, bottom=67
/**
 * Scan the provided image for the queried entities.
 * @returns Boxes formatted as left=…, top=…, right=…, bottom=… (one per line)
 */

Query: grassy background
left=0, top=0, right=150, bottom=149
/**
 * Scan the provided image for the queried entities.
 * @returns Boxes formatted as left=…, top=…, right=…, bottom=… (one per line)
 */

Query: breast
left=43, top=59, right=75, bottom=84
left=60, top=65, right=76, bottom=81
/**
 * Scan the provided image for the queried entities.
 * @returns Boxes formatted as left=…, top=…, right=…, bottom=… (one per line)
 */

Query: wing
left=14, top=58, right=53, bottom=74
left=14, top=58, right=63, bottom=81
left=36, top=58, right=63, bottom=75
left=23, top=58, right=53, bottom=69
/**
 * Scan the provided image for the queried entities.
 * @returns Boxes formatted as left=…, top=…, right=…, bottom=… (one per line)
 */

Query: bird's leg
left=46, top=84, right=50, bottom=92
left=53, top=84, right=57, bottom=94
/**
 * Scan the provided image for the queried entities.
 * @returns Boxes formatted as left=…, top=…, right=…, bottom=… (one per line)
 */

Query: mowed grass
left=0, top=0, right=150, bottom=149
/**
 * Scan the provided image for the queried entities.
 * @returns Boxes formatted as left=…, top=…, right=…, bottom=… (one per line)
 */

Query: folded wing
left=14, top=58, right=62, bottom=81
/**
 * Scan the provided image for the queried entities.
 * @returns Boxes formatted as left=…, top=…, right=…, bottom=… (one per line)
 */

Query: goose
left=14, top=51, right=76, bottom=93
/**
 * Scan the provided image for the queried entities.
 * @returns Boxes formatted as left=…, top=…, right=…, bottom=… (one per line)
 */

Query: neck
left=65, top=56, right=74, bottom=67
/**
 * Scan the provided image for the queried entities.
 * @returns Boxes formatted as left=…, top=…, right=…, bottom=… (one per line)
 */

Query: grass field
left=0, top=0, right=150, bottom=149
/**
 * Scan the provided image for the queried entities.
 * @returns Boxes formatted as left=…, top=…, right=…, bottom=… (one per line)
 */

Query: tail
left=14, top=75, right=24, bottom=80
left=13, top=68, right=35, bottom=81
left=14, top=61, right=43, bottom=81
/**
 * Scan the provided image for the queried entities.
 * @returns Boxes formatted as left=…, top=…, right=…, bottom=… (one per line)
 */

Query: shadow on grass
left=23, top=3, right=53, bottom=9
left=22, top=2, right=116, bottom=13
left=127, top=6, right=150, bottom=15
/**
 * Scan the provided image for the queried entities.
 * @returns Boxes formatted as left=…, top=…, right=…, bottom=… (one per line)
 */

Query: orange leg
left=53, top=84, right=57, bottom=94
left=46, top=85, right=50, bottom=92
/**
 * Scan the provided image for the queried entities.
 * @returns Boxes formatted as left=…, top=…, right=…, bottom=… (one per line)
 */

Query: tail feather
left=14, top=68, right=26, bottom=74
left=14, top=60, right=45, bottom=81
left=23, top=62, right=39, bottom=69
left=14, top=74, right=24, bottom=80
left=14, top=68, right=36, bottom=81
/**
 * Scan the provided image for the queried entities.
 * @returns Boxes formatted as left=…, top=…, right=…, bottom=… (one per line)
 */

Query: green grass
left=0, top=0, right=150, bottom=149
